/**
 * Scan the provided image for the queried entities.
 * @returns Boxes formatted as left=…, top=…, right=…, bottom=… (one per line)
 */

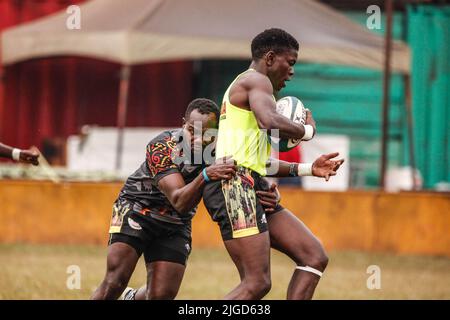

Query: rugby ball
left=270, top=96, right=307, bottom=152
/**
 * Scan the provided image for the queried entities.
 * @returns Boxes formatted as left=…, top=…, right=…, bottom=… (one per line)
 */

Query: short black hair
left=185, top=98, right=220, bottom=122
left=251, top=28, right=299, bottom=60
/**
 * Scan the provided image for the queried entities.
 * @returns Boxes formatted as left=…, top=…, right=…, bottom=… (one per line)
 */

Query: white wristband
left=298, top=163, right=313, bottom=176
left=302, top=124, right=314, bottom=141
left=12, top=148, right=21, bottom=161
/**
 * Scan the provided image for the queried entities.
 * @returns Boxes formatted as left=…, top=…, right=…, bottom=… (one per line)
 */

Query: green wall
left=407, top=5, right=450, bottom=188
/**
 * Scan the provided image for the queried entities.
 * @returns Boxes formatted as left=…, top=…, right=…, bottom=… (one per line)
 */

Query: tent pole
left=380, top=0, right=393, bottom=190
left=403, top=74, right=418, bottom=190
left=115, top=65, right=131, bottom=171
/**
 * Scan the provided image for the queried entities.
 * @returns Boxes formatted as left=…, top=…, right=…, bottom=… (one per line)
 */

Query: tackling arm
left=158, top=159, right=236, bottom=214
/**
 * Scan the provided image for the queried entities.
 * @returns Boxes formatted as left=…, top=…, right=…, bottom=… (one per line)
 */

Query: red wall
left=0, top=0, right=193, bottom=150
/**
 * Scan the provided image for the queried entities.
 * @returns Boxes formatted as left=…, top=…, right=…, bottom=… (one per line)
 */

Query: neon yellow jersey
left=215, top=69, right=271, bottom=176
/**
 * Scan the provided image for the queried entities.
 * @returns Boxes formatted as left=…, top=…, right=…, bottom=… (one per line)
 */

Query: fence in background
left=1, top=180, right=449, bottom=256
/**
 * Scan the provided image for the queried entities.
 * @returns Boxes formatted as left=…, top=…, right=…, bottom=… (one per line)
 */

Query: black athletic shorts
left=108, top=198, right=192, bottom=266
left=203, top=166, right=284, bottom=241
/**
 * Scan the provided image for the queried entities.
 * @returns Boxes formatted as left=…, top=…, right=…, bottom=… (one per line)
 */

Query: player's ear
left=266, top=51, right=276, bottom=67
left=182, top=117, right=187, bottom=126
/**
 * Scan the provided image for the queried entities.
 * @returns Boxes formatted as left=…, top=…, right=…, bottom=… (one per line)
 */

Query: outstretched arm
left=0, top=143, right=39, bottom=165
left=266, top=152, right=344, bottom=181
left=310, top=152, right=345, bottom=181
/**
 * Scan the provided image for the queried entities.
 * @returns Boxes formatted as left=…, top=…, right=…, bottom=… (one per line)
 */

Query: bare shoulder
left=238, top=71, right=272, bottom=92
left=229, top=71, right=272, bottom=108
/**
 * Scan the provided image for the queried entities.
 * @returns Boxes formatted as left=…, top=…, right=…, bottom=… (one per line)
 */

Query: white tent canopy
left=2, top=0, right=410, bottom=73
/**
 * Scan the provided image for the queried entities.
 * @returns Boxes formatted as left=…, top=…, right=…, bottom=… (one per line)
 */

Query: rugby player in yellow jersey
left=202, top=28, right=344, bottom=300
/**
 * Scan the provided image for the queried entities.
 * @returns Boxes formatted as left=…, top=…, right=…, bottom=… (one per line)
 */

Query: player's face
left=183, top=109, right=218, bottom=153
left=269, top=48, right=298, bottom=91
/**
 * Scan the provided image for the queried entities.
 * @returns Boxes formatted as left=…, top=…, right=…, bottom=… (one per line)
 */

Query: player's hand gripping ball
left=270, top=96, right=307, bottom=152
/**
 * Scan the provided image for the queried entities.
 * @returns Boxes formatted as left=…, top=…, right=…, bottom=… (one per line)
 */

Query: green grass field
left=0, top=244, right=449, bottom=299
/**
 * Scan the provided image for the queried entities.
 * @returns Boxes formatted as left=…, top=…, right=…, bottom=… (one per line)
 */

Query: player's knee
left=294, top=237, right=329, bottom=272
left=305, top=250, right=329, bottom=272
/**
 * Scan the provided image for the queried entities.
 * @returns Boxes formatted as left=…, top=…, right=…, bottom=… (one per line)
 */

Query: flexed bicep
left=248, top=76, right=278, bottom=130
